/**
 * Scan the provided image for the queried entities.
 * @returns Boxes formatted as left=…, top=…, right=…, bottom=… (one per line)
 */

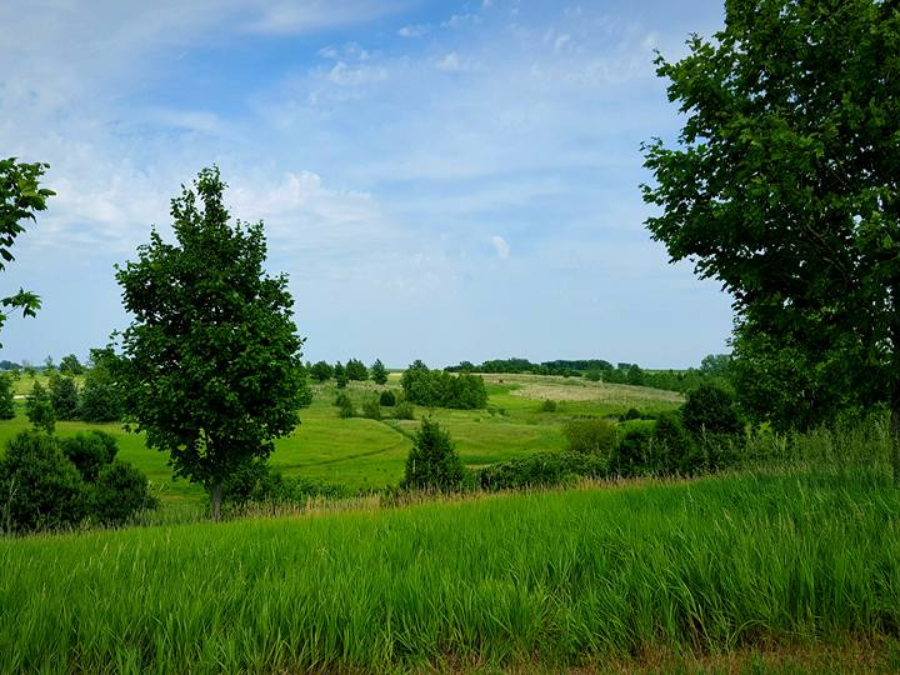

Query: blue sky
left=0, top=0, right=732, bottom=369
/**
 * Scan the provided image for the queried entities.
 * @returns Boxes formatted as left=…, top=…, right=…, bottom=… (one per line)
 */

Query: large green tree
left=115, top=167, right=309, bottom=519
left=642, top=0, right=900, bottom=478
left=0, top=157, right=54, bottom=344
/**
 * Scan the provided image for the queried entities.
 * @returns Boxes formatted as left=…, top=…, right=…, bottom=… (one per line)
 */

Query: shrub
left=78, top=377, right=122, bottom=422
left=362, top=398, right=382, bottom=421
left=335, top=392, right=355, bottom=418
left=394, top=401, right=415, bottom=420
left=402, top=418, right=464, bottom=491
left=682, top=383, right=743, bottom=436
left=476, top=452, right=606, bottom=491
left=0, top=373, right=14, bottom=420
left=620, top=407, right=642, bottom=422
left=59, top=431, right=118, bottom=481
left=540, top=399, right=557, bottom=413
left=584, top=370, right=603, bottom=382
left=91, top=460, right=155, bottom=524
left=401, top=361, right=488, bottom=409
left=608, top=427, right=652, bottom=477
left=0, top=431, right=86, bottom=532
left=650, top=412, right=703, bottom=475
left=563, top=418, right=616, bottom=455
left=26, top=381, right=55, bottom=434
left=371, top=359, right=388, bottom=385
left=223, top=461, right=348, bottom=506
left=380, top=390, right=396, bottom=407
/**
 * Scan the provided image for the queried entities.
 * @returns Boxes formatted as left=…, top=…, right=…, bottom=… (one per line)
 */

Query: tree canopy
left=115, top=167, right=309, bottom=519
left=642, top=0, right=900, bottom=475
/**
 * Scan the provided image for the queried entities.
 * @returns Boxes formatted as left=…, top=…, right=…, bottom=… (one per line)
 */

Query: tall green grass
left=2, top=467, right=899, bottom=673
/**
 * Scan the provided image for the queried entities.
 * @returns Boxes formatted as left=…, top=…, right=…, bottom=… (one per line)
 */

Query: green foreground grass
left=2, top=469, right=899, bottom=673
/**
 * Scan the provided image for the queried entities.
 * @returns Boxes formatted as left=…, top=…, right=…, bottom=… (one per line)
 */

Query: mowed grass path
left=0, top=374, right=682, bottom=500
left=2, top=470, right=899, bottom=673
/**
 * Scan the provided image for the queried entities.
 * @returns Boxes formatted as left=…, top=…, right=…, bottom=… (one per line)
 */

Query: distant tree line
left=401, top=360, right=488, bottom=410
left=308, top=358, right=389, bottom=386
left=445, top=354, right=732, bottom=394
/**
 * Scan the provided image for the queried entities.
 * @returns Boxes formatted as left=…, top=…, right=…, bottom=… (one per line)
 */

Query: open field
left=0, top=374, right=683, bottom=502
left=2, top=469, right=898, bottom=673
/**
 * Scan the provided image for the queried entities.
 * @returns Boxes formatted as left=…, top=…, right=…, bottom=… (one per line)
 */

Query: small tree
left=0, top=373, right=15, bottom=420
left=402, top=418, right=464, bottom=491
left=310, top=360, right=334, bottom=382
left=59, top=354, right=84, bottom=376
left=371, top=359, right=388, bottom=385
left=379, top=390, right=396, bottom=407
left=564, top=418, right=617, bottom=455
left=26, top=381, right=55, bottom=434
left=346, top=358, right=368, bottom=381
left=115, top=167, right=309, bottom=521
left=49, top=373, right=79, bottom=420
left=334, top=362, right=348, bottom=389
left=682, top=384, right=743, bottom=436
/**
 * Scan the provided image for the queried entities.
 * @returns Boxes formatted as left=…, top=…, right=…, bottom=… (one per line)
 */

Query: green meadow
left=2, top=468, right=899, bottom=673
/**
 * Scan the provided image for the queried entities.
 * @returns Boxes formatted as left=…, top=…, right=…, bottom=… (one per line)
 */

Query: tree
left=78, top=348, right=123, bottom=423
left=371, top=359, right=388, bottom=385
left=115, top=167, right=309, bottom=520
left=310, top=360, right=334, bottom=382
left=682, top=384, right=743, bottom=436
left=59, top=354, right=85, bottom=376
left=0, top=158, right=54, bottom=346
left=402, top=418, right=464, bottom=491
left=49, top=373, right=79, bottom=420
left=334, top=361, right=348, bottom=388
left=26, top=381, right=55, bottom=434
left=0, top=373, right=14, bottom=420
left=641, top=0, right=900, bottom=480
left=345, top=358, right=368, bottom=381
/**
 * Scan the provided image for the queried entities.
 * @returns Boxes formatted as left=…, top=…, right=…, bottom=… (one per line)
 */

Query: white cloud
left=490, top=236, right=510, bottom=260
left=397, top=24, right=430, bottom=38
left=245, top=1, right=403, bottom=35
left=326, top=62, right=389, bottom=86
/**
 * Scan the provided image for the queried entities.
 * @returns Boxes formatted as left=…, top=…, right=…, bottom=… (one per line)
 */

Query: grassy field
left=2, top=468, right=898, bottom=673
left=0, top=374, right=683, bottom=502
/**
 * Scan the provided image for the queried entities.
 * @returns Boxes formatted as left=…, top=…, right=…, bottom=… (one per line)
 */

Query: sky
left=0, top=0, right=733, bottom=369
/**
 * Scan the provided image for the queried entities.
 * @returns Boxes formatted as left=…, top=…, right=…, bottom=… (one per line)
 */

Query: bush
left=584, top=370, right=603, bottom=382
left=650, top=412, right=703, bottom=475
left=78, top=377, right=122, bottom=422
left=0, top=431, right=86, bottom=532
left=335, top=392, right=355, bottom=418
left=394, top=401, right=415, bottom=420
left=362, top=397, right=382, bottom=421
left=59, top=431, right=118, bottom=481
left=540, top=399, right=557, bottom=412
left=380, top=390, right=396, bottom=407
left=682, top=383, right=743, bottom=436
left=26, top=381, right=55, bottom=434
left=91, top=460, right=156, bottom=524
left=223, top=461, right=348, bottom=507
left=620, top=407, right=642, bottom=421
left=309, top=361, right=333, bottom=382
left=49, top=374, right=79, bottom=421
left=563, top=418, right=616, bottom=455
left=476, top=452, right=607, bottom=491
left=371, top=359, right=388, bottom=385
left=0, top=373, right=14, bottom=420
left=401, top=361, right=488, bottom=409
left=346, top=358, right=368, bottom=381
left=402, top=418, right=464, bottom=491
left=608, top=427, right=652, bottom=477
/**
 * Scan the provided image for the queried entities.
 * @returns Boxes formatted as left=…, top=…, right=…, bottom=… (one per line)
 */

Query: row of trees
left=309, top=358, right=388, bottom=386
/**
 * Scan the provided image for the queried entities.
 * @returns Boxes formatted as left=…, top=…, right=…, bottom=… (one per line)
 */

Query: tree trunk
left=211, top=482, right=222, bottom=522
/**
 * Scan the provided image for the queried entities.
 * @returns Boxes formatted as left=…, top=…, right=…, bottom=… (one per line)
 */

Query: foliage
left=649, top=413, right=702, bottom=475
left=401, top=360, right=488, bottom=409
left=221, top=461, right=347, bottom=506
left=59, top=432, right=118, bottom=482
left=309, top=361, right=333, bottom=382
left=563, top=418, right=616, bottom=455
left=345, top=358, right=368, bottom=381
left=48, top=373, right=79, bottom=421
left=114, top=167, right=309, bottom=520
left=91, top=460, right=155, bottom=525
left=0, top=431, right=84, bottom=532
left=620, top=407, right=642, bottom=421
left=475, top=451, right=606, bottom=491
left=59, top=354, right=84, bottom=376
left=608, top=427, right=653, bottom=477
left=402, top=418, right=464, bottom=491
left=393, top=401, right=415, bottom=420
left=78, top=349, right=123, bottom=423
left=641, top=0, right=900, bottom=470
left=682, top=383, right=743, bottom=436
left=361, top=397, right=382, bottom=421
left=333, top=362, right=348, bottom=389
left=540, top=399, right=557, bottom=413
left=371, top=359, right=388, bottom=385
left=0, top=157, right=54, bottom=345
left=0, top=373, right=14, bottom=420
left=25, top=381, right=55, bottom=434
left=334, top=392, right=355, bottom=419
left=379, top=390, right=396, bottom=407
